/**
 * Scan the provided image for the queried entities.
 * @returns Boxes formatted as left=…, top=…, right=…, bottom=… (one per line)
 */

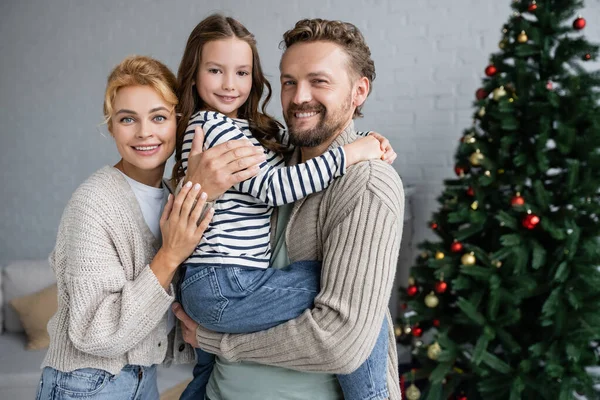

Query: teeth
left=296, top=112, right=318, bottom=118
left=135, top=145, right=158, bottom=151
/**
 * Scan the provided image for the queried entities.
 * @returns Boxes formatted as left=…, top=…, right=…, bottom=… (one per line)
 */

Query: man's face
left=280, top=41, right=356, bottom=148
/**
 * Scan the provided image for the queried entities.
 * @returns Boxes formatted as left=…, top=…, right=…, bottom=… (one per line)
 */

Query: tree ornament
left=425, top=292, right=439, bottom=308
left=573, top=16, right=586, bottom=30
left=511, top=193, right=525, bottom=206
left=420, top=251, right=429, bottom=259
left=454, top=165, right=467, bottom=177
left=394, top=326, right=403, bottom=337
left=485, top=64, right=497, bottom=77
left=494, top=260, right=503, bottom=268
left=517, top=30, right=528, bottom=43
left=522, top=212, right=541, bottom=229
left=461, top=252, right=476, bottom=266
left=450, top=241, right=464, bottom=253
left=404, top=326, right=412, bottom=335
left=493, top=86, right=507, bottom=100
left=412, top=325, right=423, bottom=337
left=546, top=81, right=553, bottom=90
left=427, top=342, right=442, bottom=360
left=471, top=201, right=479, bottom=210
left=457, top=396, right=468, bottom=400
left=528, top=1, right=537, bottom=11
left=466, top=187, right=474, bottom=196
left=405, top=383, right=421, bottom=400
left=469, top=150, right=484, bottom=166
left=475, top=88, right=488, bottom=100
left=498, top=39, right=507, bottom=49
left=477, top=107, right=486, bottom=117
left=583, top=53, right=591, bottom=61
left=407, top=285, right=418, bottom=297
left=462, top=133, right=477, bottom=144
left=435, top=251, right=445, bottom=260
left=433, top=319, right=441, bottom=327
left=408, top=276, right=415, bottom=286
left=435, top=280, right=448, bottom=294
left=484, top=170, right=492, bottom=177
left=430, top=222, right=439, bottom=230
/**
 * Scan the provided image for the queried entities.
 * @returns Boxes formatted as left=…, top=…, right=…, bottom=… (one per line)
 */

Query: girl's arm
left=195, top=111, right=383, bottom=206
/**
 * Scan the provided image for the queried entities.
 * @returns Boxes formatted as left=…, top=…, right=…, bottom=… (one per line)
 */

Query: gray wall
left=1, top=0, right=599, bottom=271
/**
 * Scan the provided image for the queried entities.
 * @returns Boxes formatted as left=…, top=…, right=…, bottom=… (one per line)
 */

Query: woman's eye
left=153, top=115, right=166, bottom=122
left=120, top=117, right=134, bottom=124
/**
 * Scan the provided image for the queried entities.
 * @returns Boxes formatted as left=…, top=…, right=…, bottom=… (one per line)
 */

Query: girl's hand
left=185, top=126, right=267, bottom=200
left=368, top=132, right=397, bottom=164
left=152, top=182, right=214, bottom=285
left=343, top=135, right=384, bottom=166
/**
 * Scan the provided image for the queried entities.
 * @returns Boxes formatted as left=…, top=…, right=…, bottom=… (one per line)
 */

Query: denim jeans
left=36, top=365, right=158, bottom=400
left=179, top=260, right=389, bottom=400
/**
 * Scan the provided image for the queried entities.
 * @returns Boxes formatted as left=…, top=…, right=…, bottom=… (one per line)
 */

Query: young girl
left=36, top=55, right=256, bottom=400
left=172, top=15, right=393, bottom=400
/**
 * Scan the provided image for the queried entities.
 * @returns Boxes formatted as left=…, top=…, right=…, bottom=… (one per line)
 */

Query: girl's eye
left=153, top=115, right=166, bottom=122
left=238, top=71, right=250, bottom=76
left=120, top=117, right=134, bottom=124
left=208, top=68, right=221, bottom=74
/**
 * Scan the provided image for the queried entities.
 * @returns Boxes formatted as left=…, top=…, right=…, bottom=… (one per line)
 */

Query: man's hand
left=172, top=302, right=200, bottom=348
left=185, top=126, right=267, bottom=200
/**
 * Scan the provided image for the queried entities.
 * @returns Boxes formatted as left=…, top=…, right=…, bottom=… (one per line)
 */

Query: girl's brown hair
left=172, top=14, right=285, bottom=185
left=103, top=55, right=178, bottom=133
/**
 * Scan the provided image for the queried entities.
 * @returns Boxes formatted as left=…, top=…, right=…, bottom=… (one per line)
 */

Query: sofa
left=0, top=259, right=193, bottom=400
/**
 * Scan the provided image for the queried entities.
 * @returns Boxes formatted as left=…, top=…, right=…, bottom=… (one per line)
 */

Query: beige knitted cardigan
left=195, top=123, right=404, bottom=400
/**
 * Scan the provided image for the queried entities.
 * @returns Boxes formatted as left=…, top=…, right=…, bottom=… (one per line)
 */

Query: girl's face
left=195, top=38, right=253, bottom=118
left=109, top=85, right=176, bottom=182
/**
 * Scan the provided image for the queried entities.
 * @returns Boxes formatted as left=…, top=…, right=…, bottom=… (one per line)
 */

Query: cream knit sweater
left=195, top=123, right=404, bottom=400
left=42, top=166, right=195, bottom=375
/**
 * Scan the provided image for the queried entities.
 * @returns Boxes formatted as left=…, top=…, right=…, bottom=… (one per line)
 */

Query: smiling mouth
left=216, top=95, right=238, bottom=102
left=294, top=111, right=320, bottom=118
left=132, top=144, right=160, bottom=151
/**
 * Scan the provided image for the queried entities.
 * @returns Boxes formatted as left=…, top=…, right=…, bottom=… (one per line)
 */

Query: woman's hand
left=151, top=182, right=213, bottom=288
left=185, top=126, right=266, bottom=200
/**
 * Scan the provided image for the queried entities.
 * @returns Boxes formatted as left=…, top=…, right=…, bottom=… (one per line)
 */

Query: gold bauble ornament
left=408, top=276, right=415, bottom=286
left=517, top=30, right=528, bottom=43
left=461, top=252, right=476, bottom=265
left=435, top=251, right=445, bottom=260
left=427, top=342, right=442, bottom=360
left=405, top=384, right=421, bottom=400
left=425, top=291, right=439, bottom=308
left=478, top=107, right=486, bottom=117
left=484, top=170, right=491, bottom=177
left=463, top=133, right=476, bottom=144
left=495, top=260, right=503, bottom=268
left=394, top=326, right=403, bottom=337
left=499, top=39, right=508, bottom=49
left=471, top=201, right=479, bottom=210
left=404, top=326, right=412, bottom=335
left=493, top=86, right=507, bottom=100
left=420, top=251, right=429, bottom=259
left=469, top=150, right=484, bottom=166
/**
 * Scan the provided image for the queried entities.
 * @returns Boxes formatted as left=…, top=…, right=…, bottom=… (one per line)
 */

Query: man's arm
left=194, top=163, right=405, bottom=374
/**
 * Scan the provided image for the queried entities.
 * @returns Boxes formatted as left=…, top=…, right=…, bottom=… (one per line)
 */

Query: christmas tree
left=397, top=1, right=600, bottom=399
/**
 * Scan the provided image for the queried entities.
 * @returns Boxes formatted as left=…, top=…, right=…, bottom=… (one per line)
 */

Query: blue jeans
left=179, top=261, right=389, bottom=400
left=36, top=365, right=158, bottom=400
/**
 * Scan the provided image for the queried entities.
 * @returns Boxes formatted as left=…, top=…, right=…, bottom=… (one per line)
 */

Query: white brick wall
left=1, top=0, right=599, bottom=272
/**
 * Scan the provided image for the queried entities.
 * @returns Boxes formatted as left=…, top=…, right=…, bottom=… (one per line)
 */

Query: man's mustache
left=287, top=104, right=326, bottom=114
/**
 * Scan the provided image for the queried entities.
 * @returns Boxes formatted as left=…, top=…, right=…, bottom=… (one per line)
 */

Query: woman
left=36, top=55, right=265, bottom=400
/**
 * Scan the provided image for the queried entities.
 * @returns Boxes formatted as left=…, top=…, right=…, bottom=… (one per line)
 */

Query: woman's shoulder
left=68, top=166, right=130, bottom=210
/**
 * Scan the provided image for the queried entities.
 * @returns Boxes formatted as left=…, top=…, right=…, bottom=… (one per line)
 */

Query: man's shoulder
left=326, top=159, right=404, bottom=217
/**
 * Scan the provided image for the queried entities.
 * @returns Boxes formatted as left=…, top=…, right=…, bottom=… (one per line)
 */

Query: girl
left=173, top=14, right=393, bottom=400
left=36, top=55, right=258, bottom=400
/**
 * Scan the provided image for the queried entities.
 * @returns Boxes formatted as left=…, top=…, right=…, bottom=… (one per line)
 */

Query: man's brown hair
left=281, top=18, right=376, bottom=118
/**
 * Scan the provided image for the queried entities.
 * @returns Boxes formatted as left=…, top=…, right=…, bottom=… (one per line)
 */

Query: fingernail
left=201, top=192, right=207, bottom=199
left=185, top=181, right=192, bottom=188
left=193, top=183, right=201, bottom=190
left=168, top=194, right=172, bottom=200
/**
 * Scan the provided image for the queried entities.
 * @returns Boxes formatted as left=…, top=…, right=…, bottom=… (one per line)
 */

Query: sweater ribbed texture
left=42, top=166, right=195, bottom=375
left=195, top=123, right=404, bottom=399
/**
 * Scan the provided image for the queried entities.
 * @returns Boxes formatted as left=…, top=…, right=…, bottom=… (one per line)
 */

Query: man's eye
left=283, top=81, right=296, bottom=86
left=120, top=117, right=134, bottom=123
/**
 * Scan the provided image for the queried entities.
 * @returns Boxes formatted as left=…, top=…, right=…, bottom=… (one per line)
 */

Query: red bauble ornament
left=450, top=241, right=464, bottom=253
left=546, top=81, right=553, bottom=90
left=475, top=88, right=488, bottom=100
left=457, top=396, right=468, bottom=400
left=435, top=281, right=448, bottom=294
left=511, top=194, right=525, bottom=206
left=432, top=319, right=441, bottom=327
left=522, top=214, right=541, bottom=230
left=528, top=2, right=537, bottom=11
left=466, top=187, right=475, bottom=196
left=454, top=165, right=467, bottom=177
left=573, top=16, right=586, bottom=30
left=584, top=54, right=591, bottom=61
left=412, top=326, right=423, bottom=337
left=407, top=285, right=418, bottom=297
left=485, top=65, right=497, bottom=77
left=430, top=222, right=439, bottom=230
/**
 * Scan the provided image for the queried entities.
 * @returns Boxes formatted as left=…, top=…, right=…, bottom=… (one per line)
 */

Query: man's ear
left=352, top=76, right=370, bottom=109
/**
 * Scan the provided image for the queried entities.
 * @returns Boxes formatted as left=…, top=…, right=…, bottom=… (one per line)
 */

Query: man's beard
left=284, top=96, right=352, bottom=148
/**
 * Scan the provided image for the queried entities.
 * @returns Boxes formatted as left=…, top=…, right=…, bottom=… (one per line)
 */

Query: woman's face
left=109, top=85, right=176, bottom=178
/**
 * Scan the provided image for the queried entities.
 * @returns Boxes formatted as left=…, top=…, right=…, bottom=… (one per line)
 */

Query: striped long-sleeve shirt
left=181, top=111, right=349, bottom=269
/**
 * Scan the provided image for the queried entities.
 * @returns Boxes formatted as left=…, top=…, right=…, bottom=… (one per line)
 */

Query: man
left=175, top=18, right=404, bottom=400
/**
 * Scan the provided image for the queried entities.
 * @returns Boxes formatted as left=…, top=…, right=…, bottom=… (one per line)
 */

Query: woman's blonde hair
left=103, top=55, right=178, bottom=131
